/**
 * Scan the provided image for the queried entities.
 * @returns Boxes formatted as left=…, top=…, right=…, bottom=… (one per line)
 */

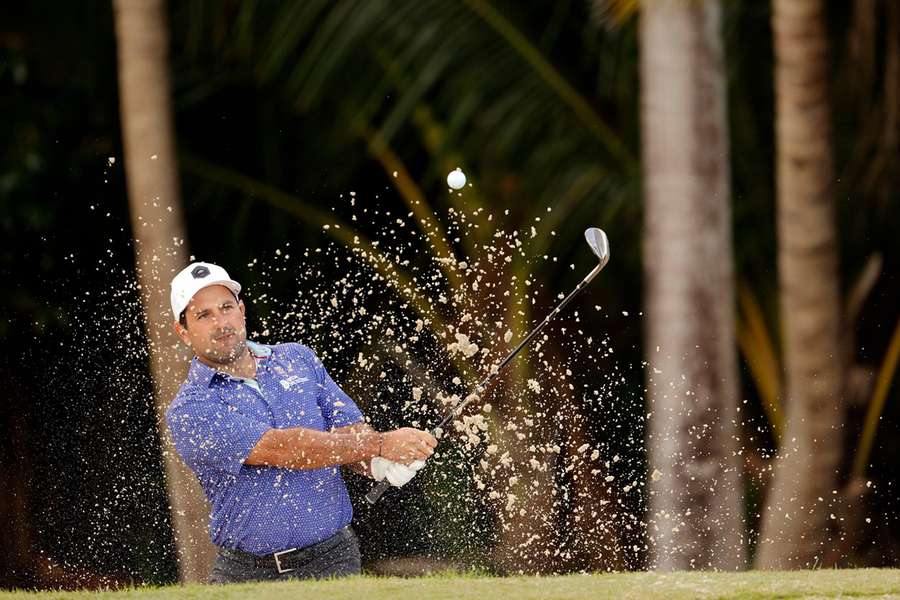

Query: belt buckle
left=273, top=547, right=298, bottom=574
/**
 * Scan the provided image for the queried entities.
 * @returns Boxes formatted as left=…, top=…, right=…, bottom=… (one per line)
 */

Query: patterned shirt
left=166, top=341, right=364, bottom=555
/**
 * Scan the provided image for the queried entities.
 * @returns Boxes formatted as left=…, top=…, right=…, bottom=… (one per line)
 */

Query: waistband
left=217, top=526, right=354, bottom=574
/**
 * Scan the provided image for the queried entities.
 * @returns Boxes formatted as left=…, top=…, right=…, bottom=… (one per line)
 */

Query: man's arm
left=333, top=422, right=377, bottom=477
left=245, top=424, right=435, bottom=471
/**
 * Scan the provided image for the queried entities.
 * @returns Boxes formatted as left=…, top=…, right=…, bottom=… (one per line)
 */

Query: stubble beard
left=201, top=326, right=248, bottom=365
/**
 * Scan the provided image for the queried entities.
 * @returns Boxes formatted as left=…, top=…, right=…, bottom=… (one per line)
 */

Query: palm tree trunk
left=641, top=0, right=745, bottom=570
left=754, top=0, right=843, bottom=569
left=112, top=0, right=214, bottom=582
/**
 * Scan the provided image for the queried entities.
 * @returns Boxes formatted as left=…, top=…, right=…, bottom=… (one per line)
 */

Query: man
left=165, top=262, right=437, bottom=583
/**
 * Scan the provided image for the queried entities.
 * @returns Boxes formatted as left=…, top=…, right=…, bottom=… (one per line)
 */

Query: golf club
left=366, top=227, right=610, bottom=505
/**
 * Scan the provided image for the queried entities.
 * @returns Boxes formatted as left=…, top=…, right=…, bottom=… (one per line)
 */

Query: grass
left=4, top=570, right=900, bottom=599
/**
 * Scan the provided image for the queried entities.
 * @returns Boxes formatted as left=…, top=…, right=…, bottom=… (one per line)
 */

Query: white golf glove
left=370, top=457, right=426, bottom=487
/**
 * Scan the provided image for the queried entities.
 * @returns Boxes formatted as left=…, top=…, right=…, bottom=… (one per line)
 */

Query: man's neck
left=199, top=347, right=257, bottom=380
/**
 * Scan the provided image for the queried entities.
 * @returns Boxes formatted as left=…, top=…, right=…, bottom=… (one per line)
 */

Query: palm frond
left=852, top=315, right=900, bottom=479
left=736, top=283, right=783, bottom=442
left=179, top=153, right=450, bottom=336
left=173, top=0, right=638, bottom=238
left=354, top=119, right=465, bottom=292
left=464, top=0, right=633, bottom=167
left=589, top=0, right=640, bottom=31
left=846, top=253, right=883, bottom=325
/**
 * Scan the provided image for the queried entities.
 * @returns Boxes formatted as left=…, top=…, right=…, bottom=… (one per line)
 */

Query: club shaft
left=431, top=263, right=603, bottom=433
left=365, top=262, right=604, bottom=505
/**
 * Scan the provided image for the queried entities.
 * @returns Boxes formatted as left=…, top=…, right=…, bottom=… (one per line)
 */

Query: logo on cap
left=191, top=265, right=210, bottom=279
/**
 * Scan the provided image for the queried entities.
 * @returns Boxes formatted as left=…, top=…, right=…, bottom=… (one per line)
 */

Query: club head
left=584, top=227, right=610, bottom=269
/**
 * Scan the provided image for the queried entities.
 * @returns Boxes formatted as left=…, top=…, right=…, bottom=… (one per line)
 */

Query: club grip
left=365, top=479, right=391, bottom=505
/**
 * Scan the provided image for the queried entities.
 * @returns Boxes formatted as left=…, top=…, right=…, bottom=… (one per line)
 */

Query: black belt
left=218, top=526, right=352, bottom=574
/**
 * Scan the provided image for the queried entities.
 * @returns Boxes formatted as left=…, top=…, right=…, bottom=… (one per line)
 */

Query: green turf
left=4, top=570, right=900, bottom=599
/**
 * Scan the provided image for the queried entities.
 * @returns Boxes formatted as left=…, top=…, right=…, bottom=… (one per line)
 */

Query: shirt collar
left=184, top=340, right=272, bottom=388
left=246, top=340, right=272, bottom=359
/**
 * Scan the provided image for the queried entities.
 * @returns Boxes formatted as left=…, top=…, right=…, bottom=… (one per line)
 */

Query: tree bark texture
left=755, top=0, right=844, bottom=569
left=641, top=0, right=746, bottom=571
left=112, top=0, right=214, bottom=582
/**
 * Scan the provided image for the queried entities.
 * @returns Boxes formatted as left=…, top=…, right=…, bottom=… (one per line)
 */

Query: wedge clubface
left=366, top=227, right=611, bottom=505
left=585, top=227, right=610, bottom=270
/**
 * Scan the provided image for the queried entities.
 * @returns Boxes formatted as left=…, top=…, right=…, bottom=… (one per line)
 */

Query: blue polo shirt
left=166, top=341, right=364, bottom=555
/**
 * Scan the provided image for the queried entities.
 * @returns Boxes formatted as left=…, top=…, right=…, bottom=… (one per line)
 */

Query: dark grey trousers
left=209, top=526, right=361, bottom=584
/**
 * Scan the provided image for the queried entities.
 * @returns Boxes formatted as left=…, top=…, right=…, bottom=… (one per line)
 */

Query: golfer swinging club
left=165, top=262, right=437, bottom=583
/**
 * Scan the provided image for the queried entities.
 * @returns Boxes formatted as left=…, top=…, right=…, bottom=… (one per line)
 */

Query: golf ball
left=447, top=168, right=467, bottom=190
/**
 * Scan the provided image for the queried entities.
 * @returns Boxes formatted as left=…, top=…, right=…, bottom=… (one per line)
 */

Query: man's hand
left=371, top=457, right=426, bottom=487
left=379, top=427, right=437, bottom=463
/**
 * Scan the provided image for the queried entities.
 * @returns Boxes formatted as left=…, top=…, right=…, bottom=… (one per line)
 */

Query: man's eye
left=197, top=313, right=207, bottom=320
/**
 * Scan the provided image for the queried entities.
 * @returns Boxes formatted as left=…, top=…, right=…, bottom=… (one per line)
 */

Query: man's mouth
left=214, top=332, right=235, bottom=342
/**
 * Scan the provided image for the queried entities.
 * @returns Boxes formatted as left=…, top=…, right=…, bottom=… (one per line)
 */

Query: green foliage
left=170, top=0, right=642, bottom=244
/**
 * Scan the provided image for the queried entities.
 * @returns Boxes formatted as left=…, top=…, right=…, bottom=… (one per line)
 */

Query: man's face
left=174, top=285, right=248, bottom=365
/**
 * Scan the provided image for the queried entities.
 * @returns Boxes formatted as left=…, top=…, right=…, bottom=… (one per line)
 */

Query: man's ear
left=174, top=320, right=191, bottom=345
left=239, top=299, right=246, bottom=318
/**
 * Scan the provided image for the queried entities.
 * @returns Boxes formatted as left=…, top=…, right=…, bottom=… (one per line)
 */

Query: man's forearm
left=334, top=423, right=376, bottom=477
left=245, top=426, right=381, bottom=470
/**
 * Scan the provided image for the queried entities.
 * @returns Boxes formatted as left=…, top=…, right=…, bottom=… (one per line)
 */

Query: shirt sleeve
left=166, top=392, right=270, bottom=476
left=297, top=345, right=364, bottom=431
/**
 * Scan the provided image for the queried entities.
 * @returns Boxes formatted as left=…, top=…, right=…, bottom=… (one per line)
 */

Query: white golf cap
left=170, top=262, right=241, bottom=319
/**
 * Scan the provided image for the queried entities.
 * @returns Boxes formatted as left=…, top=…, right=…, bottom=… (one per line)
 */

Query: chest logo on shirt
left=279, top=375, right=309, bottom=390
